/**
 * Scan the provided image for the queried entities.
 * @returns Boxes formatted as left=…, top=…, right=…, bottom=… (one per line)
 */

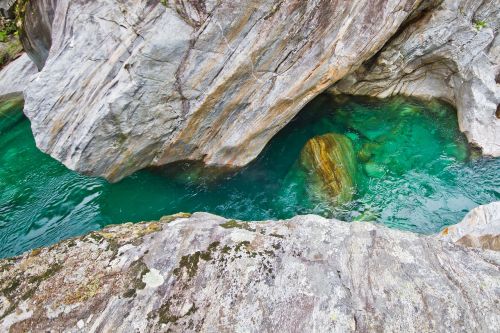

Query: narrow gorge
left=0, top=0, right=499, bottom=332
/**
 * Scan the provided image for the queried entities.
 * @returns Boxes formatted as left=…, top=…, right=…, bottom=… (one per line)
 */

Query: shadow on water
left=0, top=93, right=499, bottom=258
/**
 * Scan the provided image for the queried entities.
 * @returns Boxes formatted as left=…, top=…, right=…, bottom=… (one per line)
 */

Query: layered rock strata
left=22, top=0, right=430, bottom=181
left=1, top=212, right=499, bottom=332
left=330, top=0, right=500, bottom=156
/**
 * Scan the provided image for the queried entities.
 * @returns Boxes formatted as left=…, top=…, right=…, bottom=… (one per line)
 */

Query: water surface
left=1, top=94, right=498, bottom=258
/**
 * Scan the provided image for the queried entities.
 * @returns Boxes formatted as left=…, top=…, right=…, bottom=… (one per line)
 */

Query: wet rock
left=1, top=212, right=499, bottom=332
left=300, top=133, right=357, bottom=204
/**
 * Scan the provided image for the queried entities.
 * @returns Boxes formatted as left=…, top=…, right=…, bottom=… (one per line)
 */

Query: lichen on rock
left=0, top=211, right=499, bottom=332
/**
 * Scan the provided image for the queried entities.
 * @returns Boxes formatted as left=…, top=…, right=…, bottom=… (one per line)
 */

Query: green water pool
left=1, top=94, right=499, bottom=258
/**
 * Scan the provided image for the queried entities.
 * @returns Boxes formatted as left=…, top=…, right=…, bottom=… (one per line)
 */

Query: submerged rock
left=21, top=0, right=428, bottom=181
left=0, top=212, right=499, bottom=332
left=300, top=133, right=357, bottom=204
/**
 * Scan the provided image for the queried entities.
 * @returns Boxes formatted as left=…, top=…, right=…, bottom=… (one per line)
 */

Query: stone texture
left=23, top=0, right=428, bottom=181
left=19, top=0, right=58, bottom=70
left=330, top=0, right=500, bottom=157
left=0, top=53, right=37, bottom=97
left=300, top=133, right=357, bottom=204
left=0, top=0, right=15, bottom=19
left=439, top=201, right=500, bottom=251
left=1, top=212, right=499, bottom=332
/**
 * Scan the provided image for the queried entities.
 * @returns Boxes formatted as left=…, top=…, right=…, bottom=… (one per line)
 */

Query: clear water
left=0, top=94, right=499, bottom=258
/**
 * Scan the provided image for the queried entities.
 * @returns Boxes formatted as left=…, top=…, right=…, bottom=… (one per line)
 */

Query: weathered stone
left=1, top=212, right=499, bottom=332
left=0, top=0, right=16, bottom=19
left=19, top=0, right=58, bottom=70
left=330, top=0, right=500, bottom=157
left=439, top=201, right=500, bottom=251
left=0, top=53, right=37, bottom=97
left=300, top=133, right=357, bottom=204
left=23, top=0, right=428, bottom=181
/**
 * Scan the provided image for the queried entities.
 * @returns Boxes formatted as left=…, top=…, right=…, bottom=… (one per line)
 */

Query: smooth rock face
left=23, top=0, right=426, bottom=181
left=19, top=0, right=58, bottom=70
left=0, top=54, right=37, bottom=97
left=439, top=201, right=500, bottom=250
left=300, top=133, right=357, bottom=204
left=1, top=213, right=499, bottom=332
left=330, top=0, right=500, bottom=157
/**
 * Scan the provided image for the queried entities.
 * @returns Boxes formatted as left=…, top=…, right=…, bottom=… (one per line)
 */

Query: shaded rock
left=300, top=133, right=357, bottom=204
left=439, top=201, right=500, bottom=251
left=22, top=0, right=427, bottom=181
left=0, top=53, right=37, bottom=97
left=0, top=0, right=15, bottom=19
left=330, top=0, right=500, bottom=157
left=18, top=0, right=58, bottom=70
left=1, top=212, right=499, bottom=332
left=0, top=93, right=23, bottom=115
left=0, top=34, right=22, bottom=69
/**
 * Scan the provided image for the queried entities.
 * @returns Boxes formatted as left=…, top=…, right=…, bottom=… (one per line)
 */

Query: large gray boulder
left=23, top=0, right=430, bottom=181
left=331, top=0, right=500, bottom=157
left=1, top=213, right=499, bottom=332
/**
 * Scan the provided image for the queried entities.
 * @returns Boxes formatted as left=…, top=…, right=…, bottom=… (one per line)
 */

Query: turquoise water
left=0, top=94, right=499, bottom=258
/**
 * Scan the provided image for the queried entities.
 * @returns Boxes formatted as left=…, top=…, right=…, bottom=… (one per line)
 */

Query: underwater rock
left=331, top=0, right=500, bottom=157
left=1, top=212, right=499, bottom=332
left=0, top=94, right=23, bottom=116
left=300, top=133, right=357, bottom=204
left=439, top=201, right=500, bottom=251
left=22, top=0, right=427, bottom=181
left=364, top=162, right=386, bottom=178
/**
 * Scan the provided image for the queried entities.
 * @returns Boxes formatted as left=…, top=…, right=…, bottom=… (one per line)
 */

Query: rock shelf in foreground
left=1, top=210, right=499, bottom=332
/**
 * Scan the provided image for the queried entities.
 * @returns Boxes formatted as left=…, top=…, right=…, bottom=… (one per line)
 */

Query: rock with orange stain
left=439, top=201, right=500, bottom=251
left=299, top=133, right=357, bottom=205
left=21, top=0, right=428, bottom=181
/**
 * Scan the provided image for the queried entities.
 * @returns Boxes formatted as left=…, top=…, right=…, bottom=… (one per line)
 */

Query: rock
left=1, top=212, right=499, bottom=332
left=0, top=93, right=23, bottom=116
left=439, top=201, right=500, bottom=251
left=22, top=0, right=428, bottom=181
left=330, top=0, right=500, bottom=157
left=0, top=0, right=16, bottom=19
left=0, top=53, right=37, bottom=97
left=18, top=0, right=58, bottom=70
left=300, top=133, right=357, bottom=204
left=0, top=35, right=22, bottom=69
left=364, top=162, right=386, bottom=178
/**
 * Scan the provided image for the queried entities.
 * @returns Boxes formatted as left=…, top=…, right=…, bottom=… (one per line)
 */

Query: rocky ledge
left=1, top=206, right=499, bottom=332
